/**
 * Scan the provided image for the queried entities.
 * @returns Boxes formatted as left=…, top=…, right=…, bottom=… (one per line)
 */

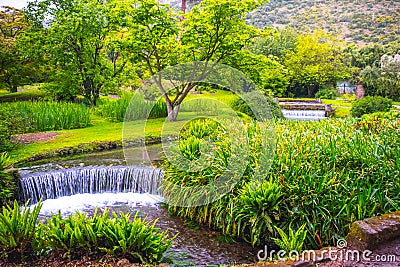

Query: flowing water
left=19, top=151, right=258, bottom=266
left=282, top=109, right=327, bottom=120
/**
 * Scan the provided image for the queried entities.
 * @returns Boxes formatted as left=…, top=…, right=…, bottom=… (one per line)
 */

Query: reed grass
left=2, top=101, right=91, bottom=133
left=96, top=93, right=167, bottom=122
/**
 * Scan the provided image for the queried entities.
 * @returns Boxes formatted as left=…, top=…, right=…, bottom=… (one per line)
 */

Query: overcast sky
left=0, top=0, right=29, bottom=9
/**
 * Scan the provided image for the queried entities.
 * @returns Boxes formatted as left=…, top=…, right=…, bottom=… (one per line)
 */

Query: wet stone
left=347, top=211, right=400, bottom=251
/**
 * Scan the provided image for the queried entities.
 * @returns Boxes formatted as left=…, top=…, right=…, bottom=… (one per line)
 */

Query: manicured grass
left=9, top=113, right=197, bottom=163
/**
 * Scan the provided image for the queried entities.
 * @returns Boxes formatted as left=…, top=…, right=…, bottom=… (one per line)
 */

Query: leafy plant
left=234, top=180, right=283, bottom=246
left=0, top=200, right=42, bottom=262
left=272, top=224, right=307, bottom=252
left=351, top=96, right=392, bottom=117
left=315, top=87, right=338, bottom=99
left=103, top=212, right=174, bottom=264
left=0, top=152, right=15, bottom=206
left=41, top=209, right=109, bottom=259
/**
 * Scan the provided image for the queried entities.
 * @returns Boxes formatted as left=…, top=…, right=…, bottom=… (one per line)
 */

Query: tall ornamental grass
left=96, top=93, right=167, bottom=122
left=1, top=101, right=91, bottom=133
left=163, top=116, right=400, bottom=249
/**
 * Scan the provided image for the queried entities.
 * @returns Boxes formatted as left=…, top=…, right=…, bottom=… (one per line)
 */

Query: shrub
left=103, top=212, right=174, bottom=264
left=0, top=90, right=46, bottom=103
left=41, top=209, right=174, bottom=264
left=315, top=87, right=338, bottom=99
left=41, top=209, right=109, bottom=259
left=234, top=180, right=283, bottom=246
left=272, top=224, right=307, bottom=252
left=231, top=92, right=283, bottom=119
left=0, top=201, right=42, bottom=262
left=350, top=96, right=392, bottom=117
left=355, top=111, right=400, bottom=133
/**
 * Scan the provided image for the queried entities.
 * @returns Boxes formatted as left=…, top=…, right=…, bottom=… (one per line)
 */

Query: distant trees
left=0, top=6, right=31, bottom=92
left=283, top=31, right=351, bottom=97
left=23, top=0, right=128, bottom=105
left=361, top=54, right=400, bottom=100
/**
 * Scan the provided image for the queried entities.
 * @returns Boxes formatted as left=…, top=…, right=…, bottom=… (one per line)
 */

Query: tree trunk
left=11, top=84, right=17, bottom=93
left=181, top=0, right=187, bottom=13
left=167, top=103, right=180, bottom=122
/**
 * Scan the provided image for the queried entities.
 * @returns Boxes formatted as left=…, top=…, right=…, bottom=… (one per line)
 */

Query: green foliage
left=23, top=0, right=128, bottom=105
left=284, top=31, right=351, bottom=97
left=0, top=105, right=21, bottom=152
left=41, top=209, right=109, bottom=259
left=351, top=96, right=392, bottom=117
left=41, top=209, right=174, bottom=264
left=0, top=201, right=42, bottom=262
left=163, top=118, right=278, bottom=246
left=0, top=152, right=15, bottom=207
left=166, top=118, right=400, bottom=249
left=235, top=180, right=283, bottom=246
left=355, top=112, right=400, bottom=133
left=231, top=93, right=284, bottom=119
left=0, top=88, right=46, bottom=103
left=2, top=101, right=92, bottom=133
left=315, top=87, right=338, bottom=99
left=96, top=93, right=167, bottom=122
left=103, top=212, right=174, bottom=264
left=272, top=224, right=307, bottom=252
left=0, top=6, right=32, bottom=92
left=360, top=55, right=400, bottom=101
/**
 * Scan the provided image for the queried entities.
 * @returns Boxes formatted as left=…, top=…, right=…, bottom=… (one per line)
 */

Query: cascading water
left=19, top=165, right=163, bottom=204
left=17, top=161, right=258, bottom=264
left=282, top=109, right=327, bottom=120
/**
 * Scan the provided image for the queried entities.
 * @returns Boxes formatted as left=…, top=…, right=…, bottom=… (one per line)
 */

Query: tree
left=361, top=54, right=400, bottom=100
left=0, top=6, right=30, bottom=92
left=23, top=0, right=128, bottom=105
left=111, top=0, right=269, bottom=121
left=224, top=51, right=289, bottom=97
left=284, top=31, right=350, bottom=97
left=249, top=27, right=298, bottom=60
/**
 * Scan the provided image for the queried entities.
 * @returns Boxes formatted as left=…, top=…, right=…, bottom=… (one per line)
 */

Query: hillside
left=247, top=0, right=400, bottom=45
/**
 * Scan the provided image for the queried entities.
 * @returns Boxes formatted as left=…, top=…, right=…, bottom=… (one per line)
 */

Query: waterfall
left=281, top=109, right=327, bottom=121
left=19, top=166, right=164, bottom=204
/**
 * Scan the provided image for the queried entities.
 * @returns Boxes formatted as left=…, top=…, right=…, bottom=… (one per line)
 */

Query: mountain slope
left=246, top=0, right=400, bottom=45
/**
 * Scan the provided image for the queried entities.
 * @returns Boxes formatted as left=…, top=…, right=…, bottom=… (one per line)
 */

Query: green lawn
left=9, top=113, right=200, bottom=163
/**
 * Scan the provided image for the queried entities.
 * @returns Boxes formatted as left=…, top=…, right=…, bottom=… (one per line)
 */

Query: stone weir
left=19, top=165, right=164, bottom=204
left=278, top=99, right=335, bottom=120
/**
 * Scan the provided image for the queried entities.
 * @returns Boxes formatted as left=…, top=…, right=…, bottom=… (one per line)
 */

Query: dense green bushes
left=96, top=93, right=167, bottom=122
left=0, top=202, right=174, bottom=264
left=231, top=93, right=284, bottom=119
left=164, top=117, right=400, bottom=249
left=315, top=87, right=338, bottom=99
left=0, top=201, right=42, bottom=262
left=1, top=101, right=92, bottom=133
left=351, top=96, right=392, bottom=117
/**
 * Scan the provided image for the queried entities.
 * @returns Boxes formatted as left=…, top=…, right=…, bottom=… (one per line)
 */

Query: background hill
left=246, top=0, right=400, bottom=45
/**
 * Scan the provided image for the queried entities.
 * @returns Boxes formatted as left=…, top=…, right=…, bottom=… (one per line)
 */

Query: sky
left=0, top=0, right=29, bottom=9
